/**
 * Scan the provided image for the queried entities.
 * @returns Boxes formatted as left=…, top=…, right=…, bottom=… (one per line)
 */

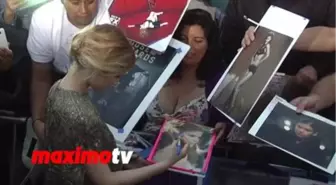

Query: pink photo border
left=147, top=119, right=217, bottom=175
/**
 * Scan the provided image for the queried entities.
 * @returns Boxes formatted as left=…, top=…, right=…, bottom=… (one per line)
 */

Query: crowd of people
left=0, top=0, right=334, bottom=184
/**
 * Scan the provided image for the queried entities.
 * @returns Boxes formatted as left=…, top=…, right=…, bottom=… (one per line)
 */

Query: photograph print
left=108, top=0, right=190, bottom=52
left=249, top=96, right=336, bottom=174
left=89, top=39, right=190, bottom=142
left=208, top=26, right=293, bottom=125
left=148, top=119, right=215, bottom=177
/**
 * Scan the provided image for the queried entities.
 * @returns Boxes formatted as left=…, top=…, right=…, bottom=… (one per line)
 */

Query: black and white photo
left=249, top=96, right=336, bottom=174
left=209, top=26, right=292, bottom=124
left=90, top=39, right=189, bottom=142
left=207, top=6, right=309, bottom=126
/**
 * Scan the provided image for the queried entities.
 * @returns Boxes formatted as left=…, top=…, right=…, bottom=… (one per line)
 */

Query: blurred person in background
left=27, top=0, right=112, bottom=141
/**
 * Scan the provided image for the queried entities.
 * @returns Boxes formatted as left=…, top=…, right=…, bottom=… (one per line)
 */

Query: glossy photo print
left=108, top=0, right=190, bottom=52
left=148, top=119, right=216, bottom=177
left=89, top=39, right=190, bottom=142
left=249, top=96, right=336, bottom=174
left=209, top=26, right=292, bottom=125
left=207, top=5, right=309, bottom=126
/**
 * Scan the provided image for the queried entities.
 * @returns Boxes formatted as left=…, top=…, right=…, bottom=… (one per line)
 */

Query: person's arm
left=31, top=62, right=52, bottom=139
left=205, top=72, right=233, bottom=140
left=3, top=7, right=15, bottom=25
left=0, top=0, right=20, bottom=26
left=27, top=8, right=54, bottom=140
left=294, top=26, right=335, bottom=52
left=81, top=117, right=187, bottom=185
left=309, top=73, right=335, bottom=109
left=295, top=0, right=335, bottom=52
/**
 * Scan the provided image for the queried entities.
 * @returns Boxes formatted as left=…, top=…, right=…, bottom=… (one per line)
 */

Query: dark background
left=256, top=102, right=335, bottom=168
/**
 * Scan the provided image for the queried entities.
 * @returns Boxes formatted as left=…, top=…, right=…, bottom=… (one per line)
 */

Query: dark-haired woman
left=125, top=9, right=231, bottom=185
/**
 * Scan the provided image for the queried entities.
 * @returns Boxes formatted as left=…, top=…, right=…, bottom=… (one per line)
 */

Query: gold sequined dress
left=43, top=81, right=123, bottom=185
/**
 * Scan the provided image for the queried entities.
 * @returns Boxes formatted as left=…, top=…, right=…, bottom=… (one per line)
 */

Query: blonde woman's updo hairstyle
left=70, top=24, right=135, bottom=77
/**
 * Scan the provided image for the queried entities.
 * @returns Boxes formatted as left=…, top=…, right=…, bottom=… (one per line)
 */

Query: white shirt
left=27, top=0, right=113, bottom=73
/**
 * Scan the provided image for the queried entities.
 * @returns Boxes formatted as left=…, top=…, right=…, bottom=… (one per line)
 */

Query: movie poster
left=108, top=0, right=190, bottom=52
left=90, top=39, right=189, bottom=142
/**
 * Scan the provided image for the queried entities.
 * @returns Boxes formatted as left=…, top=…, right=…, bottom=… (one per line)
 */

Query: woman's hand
left=166, top=140, right=188, bottom=165
left=241, top=26, right=256, bottom=48
left=211, top=122, right=226, bottom=143
left=290, top=94, right=321, bottom=113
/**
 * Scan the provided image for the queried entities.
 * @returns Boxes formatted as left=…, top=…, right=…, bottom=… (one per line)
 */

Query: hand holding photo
left=148, top=119, right=216, bottom=177
left=207, top=5, right=309, bottom=126
left=249, top=95, right=336, bottom=174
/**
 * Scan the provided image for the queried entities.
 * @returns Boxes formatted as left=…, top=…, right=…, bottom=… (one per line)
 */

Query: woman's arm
left=81, top=116, right=187, bottom=185
left=205, top=72, right=233, bottom=137
left=294, top=27, right=335, bottom=52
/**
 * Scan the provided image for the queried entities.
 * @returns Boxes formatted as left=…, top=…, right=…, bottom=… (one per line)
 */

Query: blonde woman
left=42, top=24, right=188, bottom=185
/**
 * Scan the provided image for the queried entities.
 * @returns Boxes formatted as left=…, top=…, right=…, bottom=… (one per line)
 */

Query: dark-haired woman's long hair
left=171, top=9, right=224, bottom=81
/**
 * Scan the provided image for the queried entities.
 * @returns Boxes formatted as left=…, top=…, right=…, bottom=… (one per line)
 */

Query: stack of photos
left=147, top=119, right=216, bottom=177
left=89, top=39, right=189, bottom=142
left=207, top=5, right=309, bottom=126
left=249, top=96, right=336, bottom=174
left=108, top=0, right=191, bottom=52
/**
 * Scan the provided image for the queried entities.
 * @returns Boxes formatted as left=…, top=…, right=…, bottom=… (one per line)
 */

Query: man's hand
left=295, top=65, right=318, bottom=87
left=290, top=94, right=321, bottom=113
left=0, top=48, right=13, bottom=72
left=211, top=122, right=226, bottom=144
left=241, top=26, right=256, bottom=48
left=4, top=0, right=25, bottom=24
left=5, top=0, right=25, bottom=13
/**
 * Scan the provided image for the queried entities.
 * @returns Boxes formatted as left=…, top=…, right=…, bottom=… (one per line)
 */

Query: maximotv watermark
left=31, top=147, right=133, bottom=164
